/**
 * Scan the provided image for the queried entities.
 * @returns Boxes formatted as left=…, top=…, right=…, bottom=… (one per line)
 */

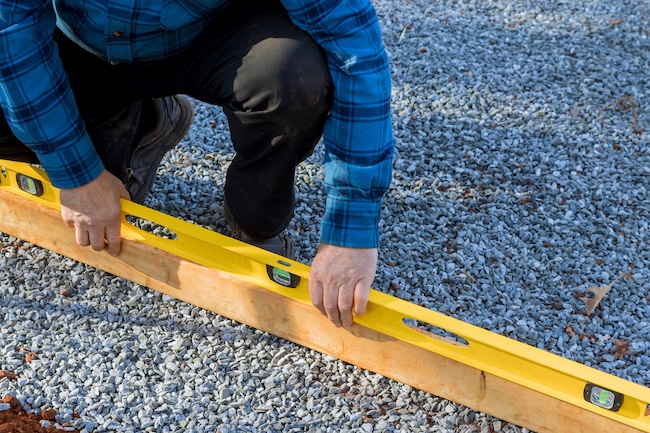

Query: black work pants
left=0, top=0, right=333, bottom=239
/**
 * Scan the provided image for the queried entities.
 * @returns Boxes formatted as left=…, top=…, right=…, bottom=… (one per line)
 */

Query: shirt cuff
left=36, top=131, right=105, bottom=188
left=320, top=197, right=382, bottom=248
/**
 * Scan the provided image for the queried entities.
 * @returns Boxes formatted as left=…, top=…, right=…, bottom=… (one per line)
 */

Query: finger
left=75, top=227, right=90, bottom=247
left=61, top=209, right=75, bottom=228
left=309, top=278, right=326, bottom=316
left=88, top=227, right=107, bottom=251
left=338, top=284, right=355, bottom=328
left=353, top=281, right=370, bottom=318
left=324, top=285, right=342, bottom=328
left=105, top=218, right=122, bottom=257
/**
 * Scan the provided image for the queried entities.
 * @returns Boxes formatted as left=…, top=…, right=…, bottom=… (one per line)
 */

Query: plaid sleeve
left=0, top=0, right=104, bottom=188
left=281, top=0, right=394, bottom=248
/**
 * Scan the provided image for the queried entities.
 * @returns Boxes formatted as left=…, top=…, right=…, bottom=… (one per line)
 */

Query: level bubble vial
left=16, top=173, right=44, bottom=196
left=584, top=383, right=623, bottom=412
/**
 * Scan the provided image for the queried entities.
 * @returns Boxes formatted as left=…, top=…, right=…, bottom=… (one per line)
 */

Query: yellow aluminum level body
left=0, top=159, right=649, bottom=432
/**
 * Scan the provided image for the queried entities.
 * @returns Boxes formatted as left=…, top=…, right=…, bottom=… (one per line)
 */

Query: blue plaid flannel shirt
left=0, top=0, right=394, bottom=248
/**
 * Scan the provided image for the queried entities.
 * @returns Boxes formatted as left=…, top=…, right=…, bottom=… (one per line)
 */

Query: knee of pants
left=233, top=37, right=333, bottom=142
left=267, top=57, right=333, bottom=162
left=279, top=49, right=332, bottom=117
left=277, top=55, right=333, bottom=118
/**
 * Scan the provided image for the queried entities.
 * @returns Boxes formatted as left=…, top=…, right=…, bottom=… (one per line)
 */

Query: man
left=0, top=0, right=394, bottom=328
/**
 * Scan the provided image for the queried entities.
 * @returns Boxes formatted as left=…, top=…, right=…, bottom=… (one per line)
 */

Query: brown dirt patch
left=0, top=395, right=81, bottom=433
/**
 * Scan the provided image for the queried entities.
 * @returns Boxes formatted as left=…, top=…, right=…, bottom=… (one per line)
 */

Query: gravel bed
left=1, top=0, right=649, bottom=432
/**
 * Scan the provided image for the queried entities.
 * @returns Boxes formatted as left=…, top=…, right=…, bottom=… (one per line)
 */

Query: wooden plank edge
left=0, top=188, right=644, bottom=433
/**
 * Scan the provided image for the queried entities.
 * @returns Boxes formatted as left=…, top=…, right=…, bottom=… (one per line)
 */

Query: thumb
left=119, top=184, right=131, bottom=201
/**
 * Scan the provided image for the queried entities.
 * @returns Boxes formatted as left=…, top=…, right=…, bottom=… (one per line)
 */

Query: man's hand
left=309, top=243, right=378, bottom=328
left=60, top=170, right=130, bottom=256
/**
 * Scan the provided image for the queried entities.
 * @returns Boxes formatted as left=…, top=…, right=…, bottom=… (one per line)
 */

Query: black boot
left=223, top=198, right=295, bottom=259
left=123, top=96, right=194, bottom=203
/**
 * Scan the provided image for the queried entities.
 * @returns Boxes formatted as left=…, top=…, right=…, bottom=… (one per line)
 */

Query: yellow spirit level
left=0, top=159, right=648, bottom=433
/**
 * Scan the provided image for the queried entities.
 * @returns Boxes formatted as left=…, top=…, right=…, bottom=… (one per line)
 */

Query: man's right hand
left=60, top=170, right=130, bottom=257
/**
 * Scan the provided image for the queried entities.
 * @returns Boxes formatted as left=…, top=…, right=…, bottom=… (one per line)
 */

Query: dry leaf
left=0, top=370, right=17, bottom=381
left=612, top=339, right=632, bottom=359
left=583, top=282, right=614, bottom=315
left=565, top=326, right=576, bottom=338
left=582, top=272, right=634, bottom=315
left=609, top=19, right=624, bottom=25
left=579, top=332, right=597, bottom=341
left=25, top=352, right=37, bottom=363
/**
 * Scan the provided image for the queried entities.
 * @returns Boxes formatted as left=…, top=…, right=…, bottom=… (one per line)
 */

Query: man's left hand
left=309, top=243, right=378, bottom=328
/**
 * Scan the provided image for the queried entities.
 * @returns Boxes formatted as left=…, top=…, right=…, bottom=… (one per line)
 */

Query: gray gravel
left=1, top=0, right=649, bottom=432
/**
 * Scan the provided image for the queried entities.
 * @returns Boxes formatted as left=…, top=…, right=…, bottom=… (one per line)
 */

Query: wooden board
left=0, top=187, right=646, bottom=433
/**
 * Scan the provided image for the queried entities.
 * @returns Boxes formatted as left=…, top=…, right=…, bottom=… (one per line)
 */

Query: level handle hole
left=402, top=318, right=469, bottom=347
left=125, top=215, right=178, bottom=241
